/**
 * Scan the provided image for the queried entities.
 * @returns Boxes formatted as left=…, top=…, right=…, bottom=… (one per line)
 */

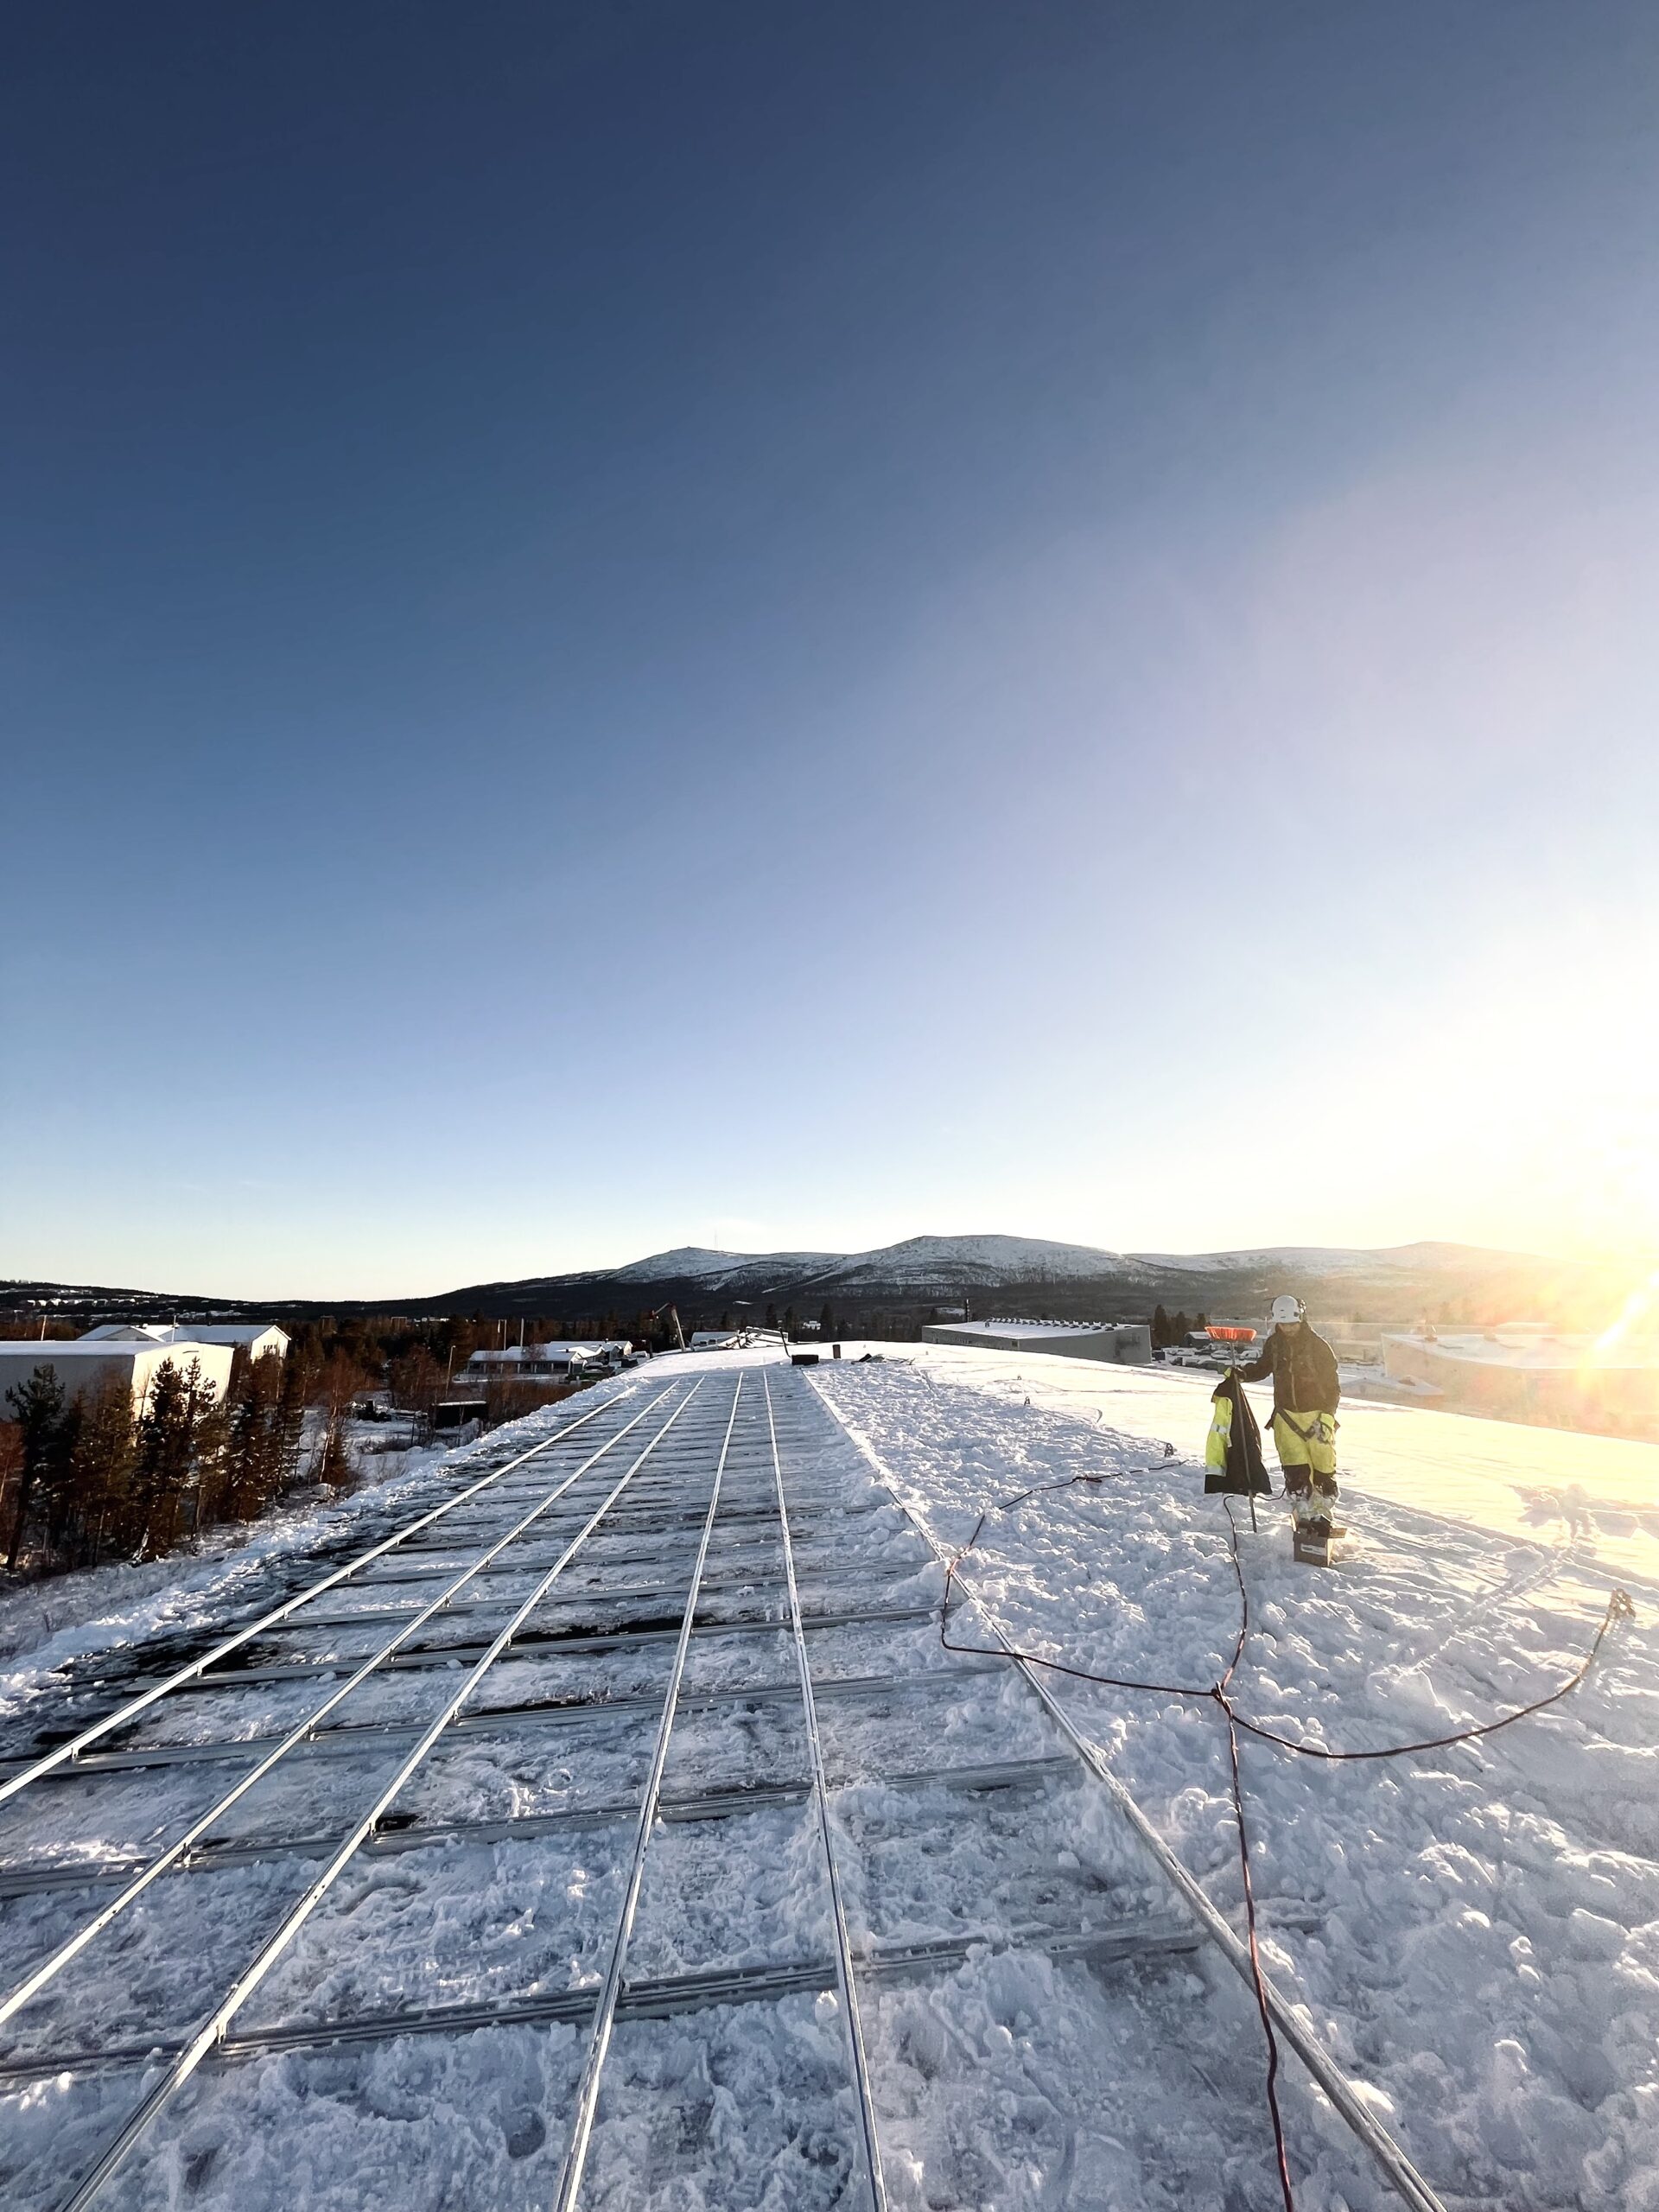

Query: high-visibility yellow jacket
left=1205, top=1392, right=1234, bottom=1474
left=1205, top=1369, right=1269, bottom=1495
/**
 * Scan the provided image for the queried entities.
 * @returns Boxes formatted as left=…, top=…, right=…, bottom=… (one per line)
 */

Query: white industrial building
left=921, top=1318, right=1153, bottom=1364
left=80, top=1322, right=290, bottom=1363
left=0, top=1338, right=238, bottom=1413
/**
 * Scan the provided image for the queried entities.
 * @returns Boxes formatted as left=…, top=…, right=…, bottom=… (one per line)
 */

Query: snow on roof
left=173, top=1324, right=288, bottom=1345
left=0, top=1340, right=215, bottom=1359
left=929, top=1318, right=1121, bottom=1340
left=79, top=1322, right=286, bottom=1348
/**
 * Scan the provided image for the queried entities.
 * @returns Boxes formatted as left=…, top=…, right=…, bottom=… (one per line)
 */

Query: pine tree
left=220, top=1352, right=286, bottom=1520
left=127, top=1359, right=206, bottom=1558
left=273, top=1357, right=308, bottom=1492
left=3, top=1366, right=67, bottom=1571
left=59, top=1375, right=135, bottom=1567
left=818, top=1303, right=834, bottom=1339
left=1151, top=1305, right=1172, bottom=1350
left=191, top=1374, right=232, bottom=1538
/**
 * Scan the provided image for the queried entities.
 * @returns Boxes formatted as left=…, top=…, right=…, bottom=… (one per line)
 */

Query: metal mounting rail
left=330, top=1524, right=857, bottom=1588
left=0, top=1391, right=626, bottom=1806
left=262, top=1556, right=929, bottom=1629
left=0, top=1387, right=685, bottom=2037
left=0, top=1913, right=1200, bottom=2087
left=391, top=1497, right=886, bottom=1551
left=0, top=1662, right=1006, bottom=1782
left=806, top=1375, right=1452, bottom=2212
left=0, top=1758, right=1077, bottom=1900
left=53, top=1382, right=707, bottom=2212
left=144, top=1602, right=939, bottom=1688
left=765, top=1370, right=888, bottom=2212
left=553, top=1375, right=742, bottom=2211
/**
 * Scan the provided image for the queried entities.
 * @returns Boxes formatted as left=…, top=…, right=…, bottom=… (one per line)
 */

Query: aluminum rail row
left=280, top=1560, right=926, bottom=1625
left=388, top=1498, right=886, bottom=1549
left=0, top=1661, right=1007, bottom=1781
left=0, top=1385, right=684, bottom=2037
left=54, top=1380, right=708, bottom=2212
left=324, top=1523, right=873, bottom=1586
left=0, top=1912, right=1202, bottom=2088
left=0, top=1755, right=1076, bottom=1901
left=134, top=1602, right=940, bottom=1688
left=806, top=1373, right=1452, bottom=2212
left=765, top=1369, right=889, bottom=2212
left=552, top=1373, right=744, bottom=2210
left=0, top=1389, right=625, bottom=1806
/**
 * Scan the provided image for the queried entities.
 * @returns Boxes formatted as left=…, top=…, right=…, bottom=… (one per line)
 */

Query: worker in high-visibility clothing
left=1239, top=1294, right=1340, bottom=1540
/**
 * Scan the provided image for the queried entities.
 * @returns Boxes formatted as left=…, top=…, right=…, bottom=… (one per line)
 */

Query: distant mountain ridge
left=381, top=1234, right=1639, bottom=1331
left=563, top=1233, right=1541, bottom=1295
left=4, top=1233, right=1618, bottom=1328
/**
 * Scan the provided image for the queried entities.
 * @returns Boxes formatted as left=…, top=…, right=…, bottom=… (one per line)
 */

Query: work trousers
left=1271, top=1409, right=1338, bottom=1522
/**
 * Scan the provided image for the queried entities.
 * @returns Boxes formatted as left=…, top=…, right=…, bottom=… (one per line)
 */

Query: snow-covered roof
left=172, top=1324, right=288, bottom=1347
left=0, top=1340, right=225, bottom=1361
left=929, top=1319, right=1122, bottom=1341
left=79, top=1322, right=287, bottom=1349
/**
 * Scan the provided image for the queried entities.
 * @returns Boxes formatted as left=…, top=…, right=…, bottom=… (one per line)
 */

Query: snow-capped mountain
left=552, top=1235, right=1158, bottom=1299
left=588, top=1234, right=1522, bottom=1296
left=601, top=1247, right=841, bottom=1287
left=798, top=1235, right=1151, bottom=1291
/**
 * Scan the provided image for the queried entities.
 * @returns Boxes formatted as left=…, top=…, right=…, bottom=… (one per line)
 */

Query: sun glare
left=1592, top=1264, right=1659, bottom=1363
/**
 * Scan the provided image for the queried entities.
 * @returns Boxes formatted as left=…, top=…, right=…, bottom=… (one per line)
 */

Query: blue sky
left=4, top=3, right=1657, bottom=1297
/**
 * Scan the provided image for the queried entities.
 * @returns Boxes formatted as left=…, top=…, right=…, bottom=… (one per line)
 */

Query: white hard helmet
left=1270, top=1294, right=1305, bottom=1325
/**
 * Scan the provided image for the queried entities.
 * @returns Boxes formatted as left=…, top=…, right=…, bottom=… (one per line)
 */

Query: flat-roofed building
left=0, top=1338, right=237, bottom=1413
left=81, top=1322, right=289, bottom=1363
left=921, top=1318, right=1153, bottom=1364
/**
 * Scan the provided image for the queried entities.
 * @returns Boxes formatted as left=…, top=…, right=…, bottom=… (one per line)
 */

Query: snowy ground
left=815, top=1344, right=1659, bottom=2211
left=0, top=1345, right=1653, bottom=2210
left=886, top=1342, right=1659, bottom=1589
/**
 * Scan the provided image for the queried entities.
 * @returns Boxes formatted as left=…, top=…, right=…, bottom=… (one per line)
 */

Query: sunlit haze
left=4, top=5, right=1656, bottom=1298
